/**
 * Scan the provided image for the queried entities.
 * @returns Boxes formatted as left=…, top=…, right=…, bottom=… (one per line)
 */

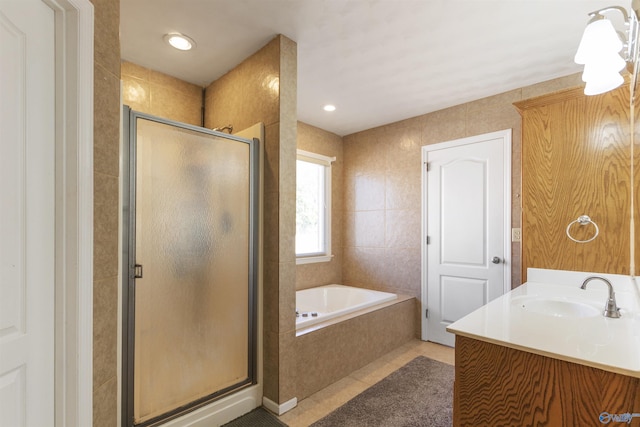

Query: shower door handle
left=133, top=264, right=143, bottom=279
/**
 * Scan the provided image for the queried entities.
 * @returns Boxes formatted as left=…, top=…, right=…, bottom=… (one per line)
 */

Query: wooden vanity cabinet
left=453, top=335, right=640, bottom=426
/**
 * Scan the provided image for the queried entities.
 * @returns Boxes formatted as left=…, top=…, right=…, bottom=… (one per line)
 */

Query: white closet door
left=0, top=1, right=56, bottom=425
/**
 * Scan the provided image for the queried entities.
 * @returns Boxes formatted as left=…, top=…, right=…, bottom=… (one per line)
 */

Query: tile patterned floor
left=277, top=339, right=455, bottom=427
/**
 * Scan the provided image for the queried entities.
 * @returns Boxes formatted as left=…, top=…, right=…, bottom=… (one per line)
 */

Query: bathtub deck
left=296, top=294, right=414, bottom=336
left=278, top=339, right=454, bottom=427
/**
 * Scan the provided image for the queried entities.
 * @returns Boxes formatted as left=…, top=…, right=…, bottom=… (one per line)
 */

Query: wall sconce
left=575, top=4, right=640, bottom=95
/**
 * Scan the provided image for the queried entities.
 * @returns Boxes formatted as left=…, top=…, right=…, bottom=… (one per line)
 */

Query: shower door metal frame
left=121, top=107, right=259, bottom=427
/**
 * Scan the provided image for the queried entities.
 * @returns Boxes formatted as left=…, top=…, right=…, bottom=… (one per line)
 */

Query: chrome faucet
left=580, top=276, right=621, bottom=318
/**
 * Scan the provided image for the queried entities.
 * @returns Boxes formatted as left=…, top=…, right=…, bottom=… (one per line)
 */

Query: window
left=296, top=150, right=335, bottom=264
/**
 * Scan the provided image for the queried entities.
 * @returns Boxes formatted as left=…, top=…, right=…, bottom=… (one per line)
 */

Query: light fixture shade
left=583, top=70, right=624, bottom=95
left=163, top=33, right=196, bottom=51
left=574, top=18, right=623, bottom=65
left=581, top=53, right=626, bottom=82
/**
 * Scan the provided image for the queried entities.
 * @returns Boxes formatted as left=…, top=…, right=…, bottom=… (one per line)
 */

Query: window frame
left=295, top=149, right=336, bottom=264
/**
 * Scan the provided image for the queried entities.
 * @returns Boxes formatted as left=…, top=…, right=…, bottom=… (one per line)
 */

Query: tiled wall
left=342, top=74, right=584, bottom=324
left=204, top=35, right=298, bottom=405
left=91, top=0, right=120, bottom=425
left=121, top=61, right=203, bottom=125
left=296, top=122, right=344, bottom=290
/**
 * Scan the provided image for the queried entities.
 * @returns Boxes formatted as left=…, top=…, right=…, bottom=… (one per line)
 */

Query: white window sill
left=296, top=254, right=333, bottom=265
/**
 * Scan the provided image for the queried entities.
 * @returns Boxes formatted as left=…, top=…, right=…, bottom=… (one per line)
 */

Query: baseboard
left=262, top=396, right=297, bottom=415
left=162, top=386, right=261, bottom=426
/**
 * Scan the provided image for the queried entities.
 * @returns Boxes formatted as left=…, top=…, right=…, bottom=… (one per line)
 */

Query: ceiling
left=121, top=0, right=626, bottom=136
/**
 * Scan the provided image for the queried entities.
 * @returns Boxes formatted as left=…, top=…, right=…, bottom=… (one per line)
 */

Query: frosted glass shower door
left=125, top=112, right=257, bottom=425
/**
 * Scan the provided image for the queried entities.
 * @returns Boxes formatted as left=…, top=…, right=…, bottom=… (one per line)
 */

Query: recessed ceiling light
left=323, top=104, right=336, bottom=112
left=163, top=32, right=196, bottom=51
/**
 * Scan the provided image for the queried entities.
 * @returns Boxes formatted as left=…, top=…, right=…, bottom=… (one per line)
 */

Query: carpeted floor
left=310, top=356, right=454, bottom=427
left=222, top=407, right=288, bottom=427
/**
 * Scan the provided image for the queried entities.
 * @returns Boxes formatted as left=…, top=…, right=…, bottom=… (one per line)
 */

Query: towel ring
left=566, top=215, right=599, bottom=243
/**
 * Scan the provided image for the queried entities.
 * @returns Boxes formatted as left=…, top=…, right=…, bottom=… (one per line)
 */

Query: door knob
left=491, top=256, right=502, bottom=264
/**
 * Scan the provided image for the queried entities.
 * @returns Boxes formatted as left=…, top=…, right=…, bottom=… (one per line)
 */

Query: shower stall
left=121, top=107, right=260, bottom=426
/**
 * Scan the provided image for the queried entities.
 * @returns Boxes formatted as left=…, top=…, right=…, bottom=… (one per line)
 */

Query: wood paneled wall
left=634, top=85, right=640, bottom=274
left=515, top=87, right=632, bottom=281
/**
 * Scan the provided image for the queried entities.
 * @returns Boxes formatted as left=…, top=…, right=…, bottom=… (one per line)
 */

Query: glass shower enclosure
left=121, top=107, right=259, bottom=426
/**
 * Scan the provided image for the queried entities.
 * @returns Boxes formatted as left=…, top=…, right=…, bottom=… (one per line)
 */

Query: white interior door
left=0, top=1, right=55, bottom=425
left=421, top=130, right=511, bottom=347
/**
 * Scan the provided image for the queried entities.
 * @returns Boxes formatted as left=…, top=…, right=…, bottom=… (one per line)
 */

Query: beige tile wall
left=342, top=74, right=584, bottom=319
left=121, top=61, right=203, bottom=125
left=296, top=122, right=344, bottom=290
left=204, top=35, right=298, bottom=404
left=91, top=0, right=120, bottom=425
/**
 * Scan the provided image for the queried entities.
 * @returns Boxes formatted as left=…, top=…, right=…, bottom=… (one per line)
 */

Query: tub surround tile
left=343, top=212, right=356, bottom=248
left=296, top=258, right=342, bottom=290
left=294, top=298, right=415, bottom=400
left=343, top=247, right=386, bottom=289
left=382, top=247, right=421, bottom=293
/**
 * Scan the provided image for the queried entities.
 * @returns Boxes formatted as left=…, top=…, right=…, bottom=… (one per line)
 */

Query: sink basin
left=512, top=297, right=601, bottom=318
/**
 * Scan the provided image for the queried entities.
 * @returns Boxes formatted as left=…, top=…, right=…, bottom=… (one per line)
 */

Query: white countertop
left=447, top=268, right=640, bottom=378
